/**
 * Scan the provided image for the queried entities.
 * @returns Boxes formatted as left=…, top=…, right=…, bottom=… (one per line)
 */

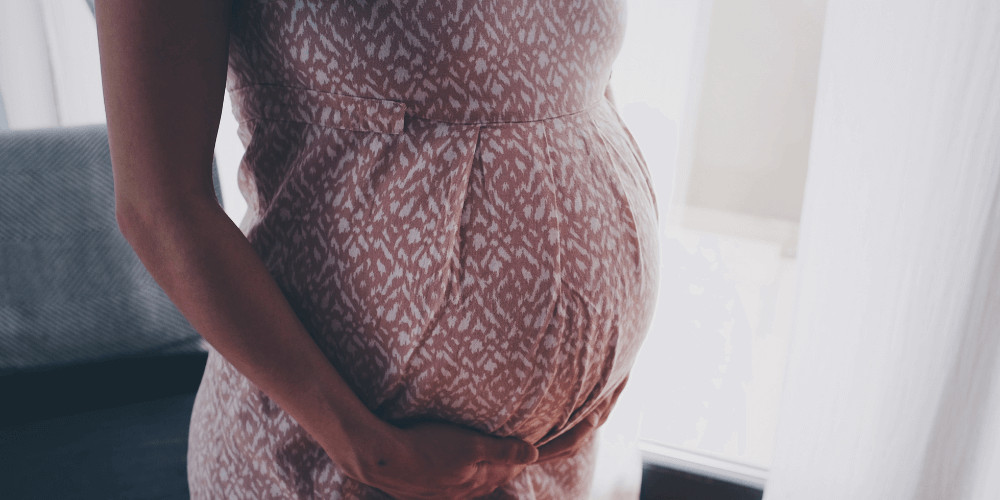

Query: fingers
left=530, top=377, right=631, bottom=465
left=602, top=375, right=630, bottom=426
left=465, top=462, right=525, bottom=498
left=535, top=414, right=596, bottom=463
left=368, top=421, right=533, bottom=499
left=477, top=436, right=538, bottom=465
left=380, top=462, right=524, bottom=500
left=595, top=389, right=620, bottom=428
left=612, top=374, right=630, bottom=400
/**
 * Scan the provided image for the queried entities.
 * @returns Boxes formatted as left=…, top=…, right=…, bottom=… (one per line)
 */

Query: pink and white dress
left=187, top=0, right=659, bottom=498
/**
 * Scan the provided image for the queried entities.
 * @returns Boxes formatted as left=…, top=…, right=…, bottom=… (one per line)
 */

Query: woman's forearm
left=94, top=0, right=409, bottom=486
left=116, top=194, right=401, bottom=475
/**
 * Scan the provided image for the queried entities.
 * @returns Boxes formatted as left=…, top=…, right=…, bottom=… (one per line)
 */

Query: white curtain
left=0, top=0, right=61, bottom=129
left=0, top=0, right=104, bottom=129
left=764, top=1, right=1000, bottom=499
left=0, top=85, right=8, bottom=130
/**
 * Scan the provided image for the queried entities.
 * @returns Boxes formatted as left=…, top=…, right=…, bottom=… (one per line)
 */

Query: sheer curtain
left=0, top=0, right=104, bottom=129
left=0, top=86, right=8, bottom=130
left=764, top=1, right=1000, bottom=498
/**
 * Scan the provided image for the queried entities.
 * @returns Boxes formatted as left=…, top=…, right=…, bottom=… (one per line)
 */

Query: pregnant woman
left=95, top=0, right=659, bottom=498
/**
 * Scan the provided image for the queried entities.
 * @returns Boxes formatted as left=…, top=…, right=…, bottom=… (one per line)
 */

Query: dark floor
left=0, top=392, right=197, bottom=500
left=0, top=354, right=207, bottom=500
left=2, top=355, right=766, bottom=499
left=640, top=464, right=764, bottom=500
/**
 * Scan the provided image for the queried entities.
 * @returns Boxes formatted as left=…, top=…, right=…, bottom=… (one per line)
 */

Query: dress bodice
left=226, top=0, right=627, bottom=124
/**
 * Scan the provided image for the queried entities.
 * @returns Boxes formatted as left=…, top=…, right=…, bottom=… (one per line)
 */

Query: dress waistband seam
left=405, top=99, right=603, bottom=126
left=229, top=83, right=603, bottom=133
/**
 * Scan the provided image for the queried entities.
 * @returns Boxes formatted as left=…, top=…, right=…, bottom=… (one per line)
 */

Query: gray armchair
left=0, top=123, right=222, bottom=499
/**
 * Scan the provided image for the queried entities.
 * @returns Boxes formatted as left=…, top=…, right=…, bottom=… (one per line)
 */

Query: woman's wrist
left=302, top=384, right=410, bottom=483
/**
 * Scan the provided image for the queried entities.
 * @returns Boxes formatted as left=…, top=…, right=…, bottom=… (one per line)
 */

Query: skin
left=94, top=0, right=614, bottom=497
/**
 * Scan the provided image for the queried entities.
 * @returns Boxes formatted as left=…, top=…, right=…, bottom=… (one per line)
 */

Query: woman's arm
left=95, top=0, right=396, bottom=478
left=94, top=0, right=534, bottom=496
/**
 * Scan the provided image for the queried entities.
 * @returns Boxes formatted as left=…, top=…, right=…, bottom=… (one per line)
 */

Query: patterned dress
left=187, top=0, right=659, bottom=498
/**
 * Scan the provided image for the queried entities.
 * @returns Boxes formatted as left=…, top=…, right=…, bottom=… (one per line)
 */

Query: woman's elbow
left=114, top=189, right=222, bottom=245
left=113, top=192, right=182, bottom=245
left=114, top=195, right=147, bottom=244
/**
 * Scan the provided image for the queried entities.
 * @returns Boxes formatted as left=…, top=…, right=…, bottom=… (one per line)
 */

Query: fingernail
left=520, top=444, right=538, bottom=463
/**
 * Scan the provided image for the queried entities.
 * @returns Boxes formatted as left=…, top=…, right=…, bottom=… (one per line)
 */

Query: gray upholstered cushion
left=0, top=124, right=222, bottom=374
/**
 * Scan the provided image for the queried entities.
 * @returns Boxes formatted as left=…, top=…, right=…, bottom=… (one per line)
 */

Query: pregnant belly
left=244, top=111, right=658, bottom=445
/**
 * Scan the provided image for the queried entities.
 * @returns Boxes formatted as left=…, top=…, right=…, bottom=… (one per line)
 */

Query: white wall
left=685, top=0, right=827, bottom=223
left=611, top=0, right=715, bottom=227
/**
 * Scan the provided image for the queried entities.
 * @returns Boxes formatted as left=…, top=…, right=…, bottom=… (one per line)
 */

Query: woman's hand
left=535, top=375, right=630, bottom=464
left=348, top=420, right=537, bottom=499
